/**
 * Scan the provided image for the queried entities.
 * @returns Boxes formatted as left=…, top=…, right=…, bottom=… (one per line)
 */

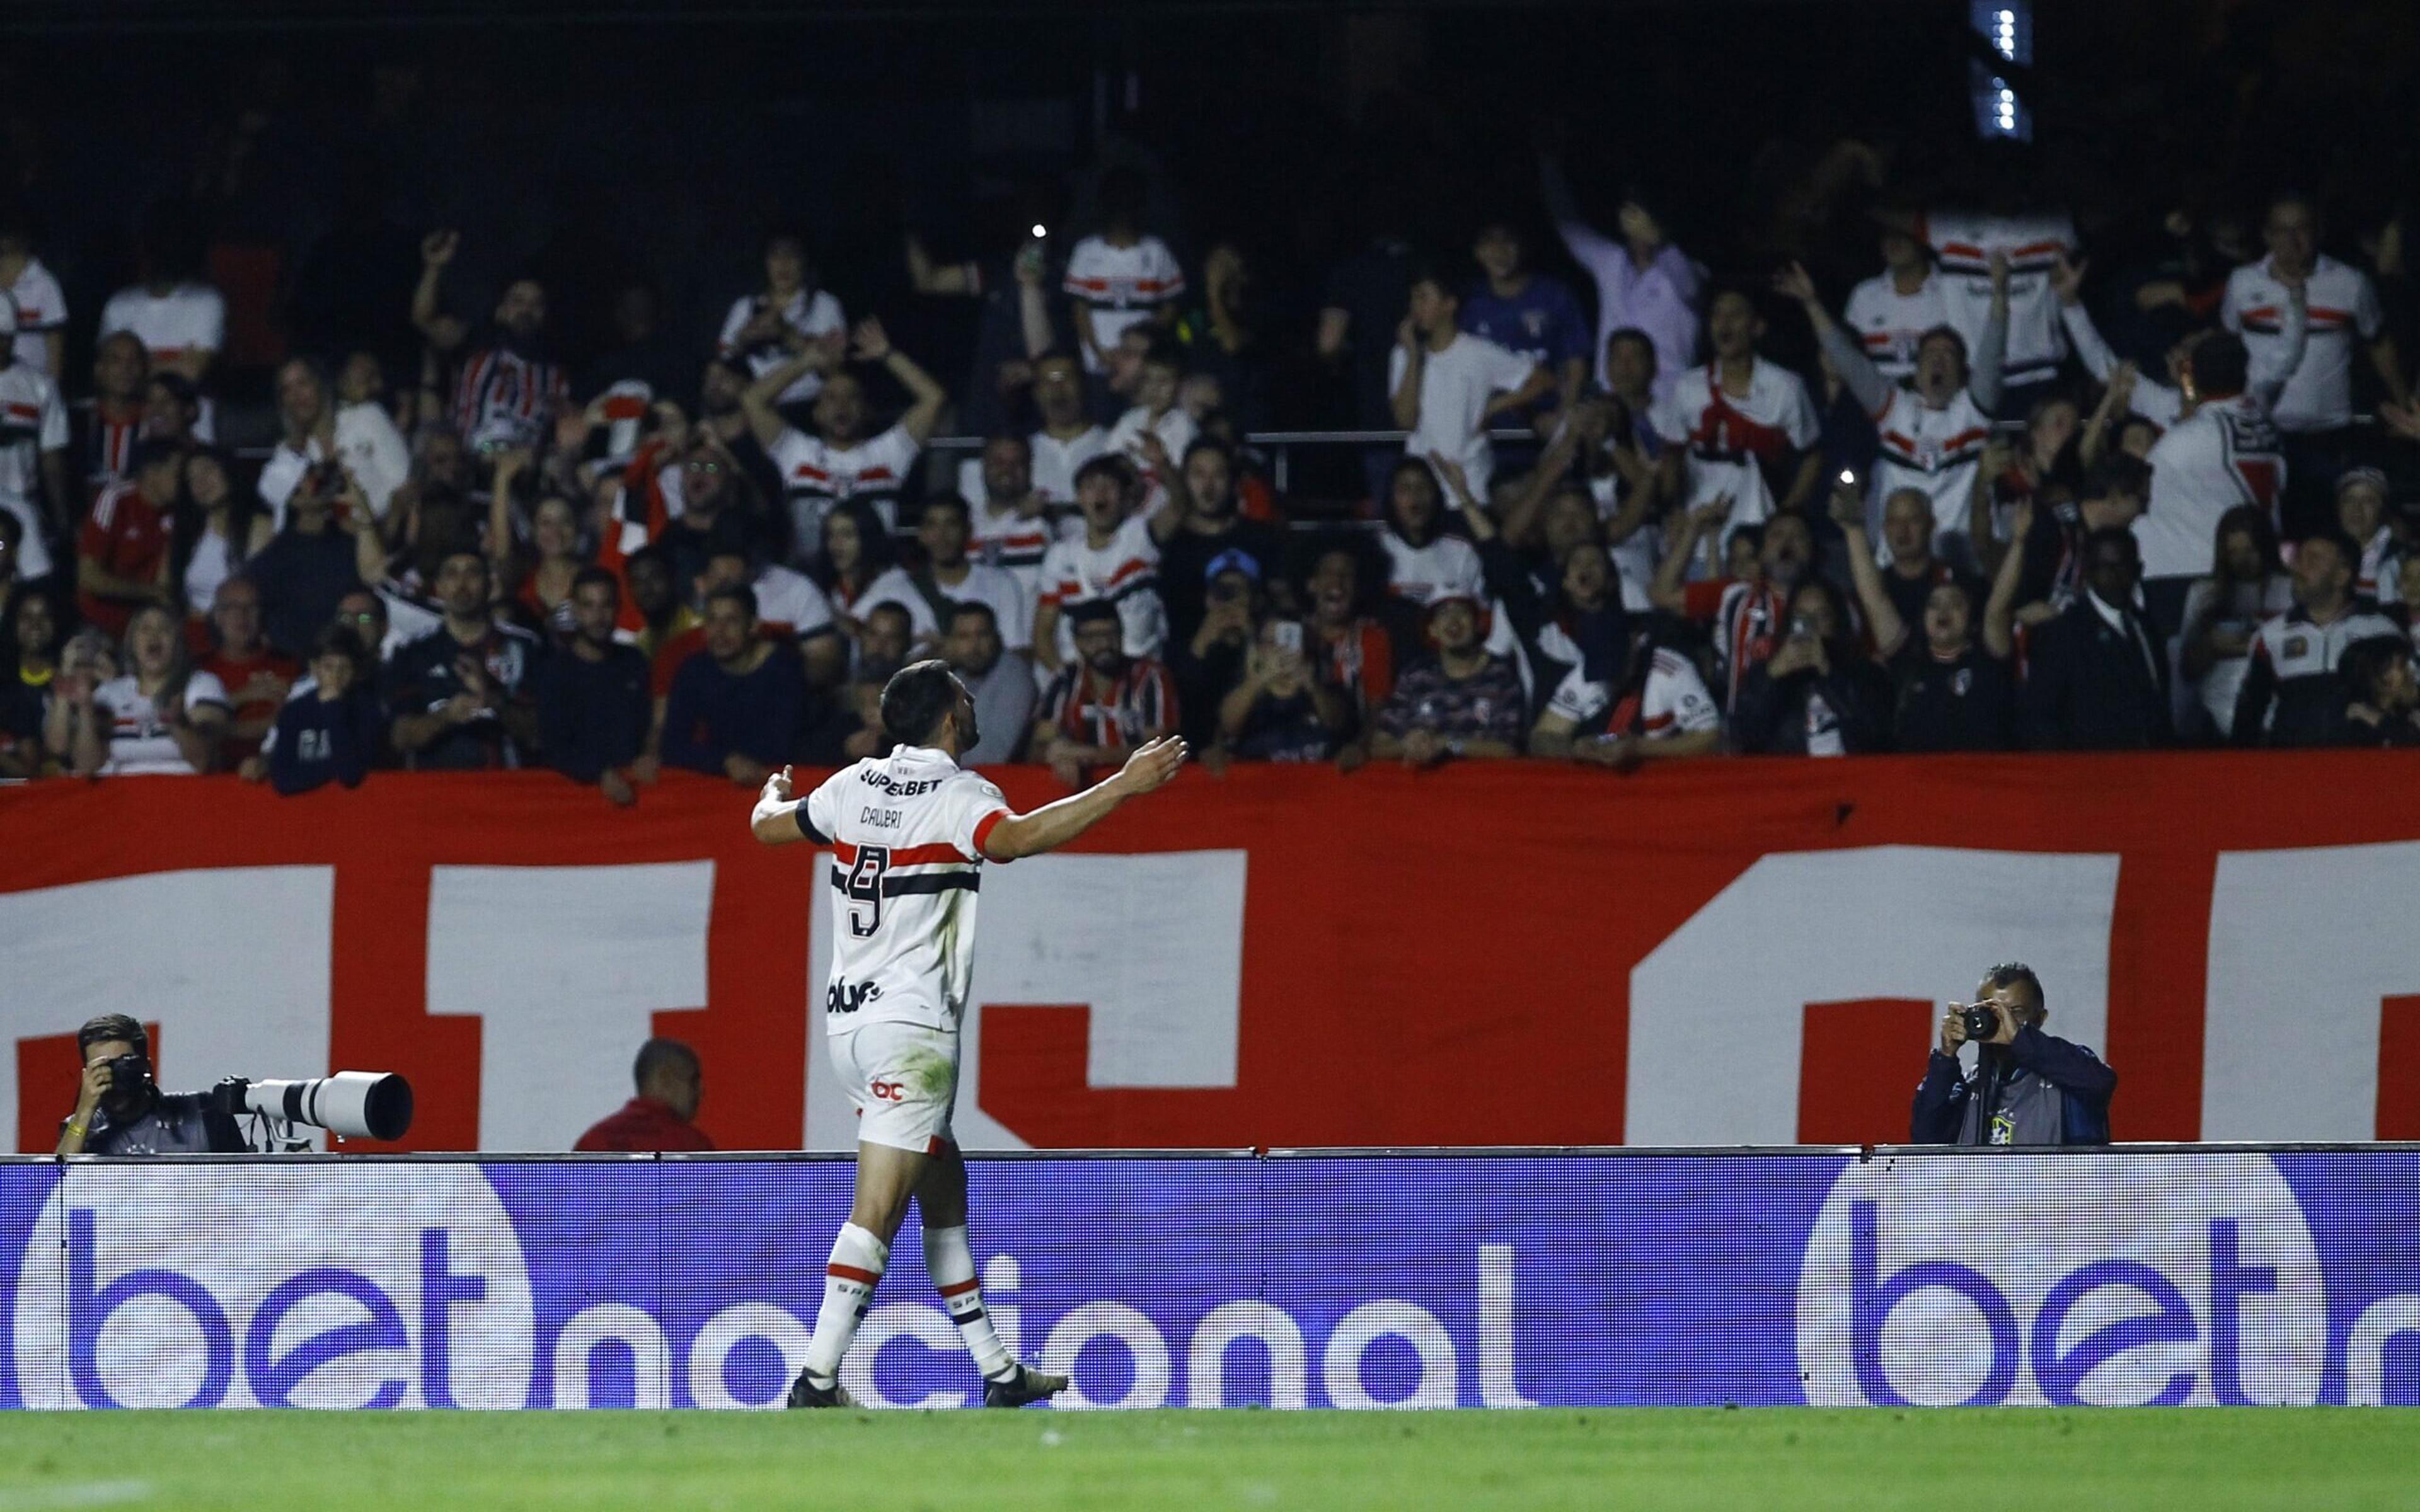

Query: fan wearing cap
left=1167, top=547, right=1265, bottom=750
left=1369, top=593, right=1524, bottom=767
left=1146, top=438, right=1284, bottom=647
left=0, top=291, right=71, bottom=584
left=2332, top=467, right=2403, bottom=604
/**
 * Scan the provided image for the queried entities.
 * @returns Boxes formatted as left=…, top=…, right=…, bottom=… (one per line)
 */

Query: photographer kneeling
left=1911, top=963, right=2116, bottom=1146
left=57, top=1014, right=249, bottom=1155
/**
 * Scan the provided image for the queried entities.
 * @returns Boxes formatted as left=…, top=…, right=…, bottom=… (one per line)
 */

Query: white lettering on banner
left=2203, top=843, right=2420, bottom=1139
left=1041, top=1301, right=1172, bottom=1409
left=427, top=863, right=713, bottom=1152
left=0, top=868, right=334, bottom=1152
left=13, top=1165, right=534, bottom=1409
left=1625, top=847, right=2118, bottom=1145
left=2348, top=1295, right=2420, bottom=1406
left=687, top=1303, right=809, bottom=1411
left=1795, top=1153, right=2323, bottom=1406
left=843, top=1305, right=967, bottom=1409
left=553, top=1303, right=669, bottom=1409
left=1188, top=1302, right=1308, bottom=1409
left=1322, top=1301, right=1458, bottom=1409
left=805, top=851, right=1247, bottom=1151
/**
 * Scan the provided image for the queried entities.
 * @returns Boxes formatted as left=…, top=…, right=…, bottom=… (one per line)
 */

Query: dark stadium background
left=1, top=0, right=2411, bottom=437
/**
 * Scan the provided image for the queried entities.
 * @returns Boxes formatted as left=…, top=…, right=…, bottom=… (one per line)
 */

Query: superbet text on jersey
left=800, top=746, right=1013, bottom=1153
left=804, top=747, right=1010, bottom=1033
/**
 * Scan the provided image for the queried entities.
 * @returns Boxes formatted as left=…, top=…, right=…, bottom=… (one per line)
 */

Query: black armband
left=795, top=808, right=829, bottom=845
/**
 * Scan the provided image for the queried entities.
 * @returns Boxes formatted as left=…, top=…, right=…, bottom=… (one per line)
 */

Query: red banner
left=3, top=753, right=2417, bottom=1154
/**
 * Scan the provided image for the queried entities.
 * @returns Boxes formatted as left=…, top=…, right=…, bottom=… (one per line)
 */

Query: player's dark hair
left=919, top=492, right=972, bottom=525
left=572, top=565, right=620, bottom=600
left=79, top=1014, right=147, bottom=1058
left=2190, top=333, right=2251, bottom=396
left=1073, top=453, right=1136, bottom=495
left=1604, top=326, right=1659, bottom=375
left=632, top=1036, right=698, bottom=1092
left=1916, top=324, right=1969, bottom=369
left=1066, top=599, right=1122, bottom=632
left=2083, top=452, right=2152, bottom=504
left=2082, top=525, right=2140, bottom=567
left=880, top=658, right=962, bottom=746
left=2341, top=635, right=2411, bottom=703
left=704, top=583, right=758, bottom=620
left=945, top=599, right=1000, bottom=634
left=1983, top=961, right=2045, bottom=1012
left=2300, top=525, right=2363, bottom=576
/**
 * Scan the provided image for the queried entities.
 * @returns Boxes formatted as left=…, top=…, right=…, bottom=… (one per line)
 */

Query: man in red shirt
left=574, top=1037, right=713, bottom=1153
left=76, top=439, right=181, bottom=638
left=199, top=575, right=299, bottom=765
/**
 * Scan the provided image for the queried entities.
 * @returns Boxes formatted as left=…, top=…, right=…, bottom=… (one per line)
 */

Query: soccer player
left=749, top=662, right=1187, bottom=1408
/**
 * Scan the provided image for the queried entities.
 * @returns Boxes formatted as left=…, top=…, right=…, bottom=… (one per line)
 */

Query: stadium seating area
left=5, top=16, right=2420, bottom=794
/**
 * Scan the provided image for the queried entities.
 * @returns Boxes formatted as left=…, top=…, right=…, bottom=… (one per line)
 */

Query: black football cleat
left=785, top=1370, right=856, bottom=1409
left=983, top=1363, right=1070, bottom=1408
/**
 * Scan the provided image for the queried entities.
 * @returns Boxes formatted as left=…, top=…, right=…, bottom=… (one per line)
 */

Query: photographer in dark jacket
left=57, top=1014, right=248, bottom=1155
left=1911, top=963, right=2116, bottom=1146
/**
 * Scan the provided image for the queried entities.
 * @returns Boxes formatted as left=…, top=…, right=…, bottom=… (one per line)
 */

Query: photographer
left=1911, top=963, right=2116, bottom=1146
left=57, top=1014, right=248, bottom=1155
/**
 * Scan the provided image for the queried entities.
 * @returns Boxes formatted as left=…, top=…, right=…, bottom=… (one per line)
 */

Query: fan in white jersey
left=1780, top=258, right=2005, bottom=563
left=2221, top=195, right=2407, bottom=435
left=1650, top=289, right=1822, bottom=553
left=2137, top=335, right=2288, bottom=584
left=1842, top=228, right=1949, bottom=384
left=1894, top=206, right=2077, bottom=391
left=1032, top=453, right=1167, bottom=675
left=739, top=318, right=947, bottom=555
left=750, top=660, right=1188, bottom=1409
left=0, top=225, right=66, bottom=377
left=2053, top=254, right=2307, bottom=432
left=717, top=230, right=846, bottom=407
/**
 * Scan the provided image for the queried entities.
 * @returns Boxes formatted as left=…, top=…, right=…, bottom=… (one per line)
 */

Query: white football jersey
left=1917, top=211, right=2075, bottom=382
left=804, top=746, right=1013, bottom=1033
left=98, top=282, right=226, bottom=367
left=0, top=360, right=67, bottom=578
left=1868, top=387, right=1993, bottom=558
left=1843, top=270, right=1948, bottom=382
left=769, top=421, right=921, bottom=554
left=718, top=287, right=846, bottom=404
left=1063, top=235, right=1185, bottom=371
left=2221, top=253, right=2383, bottom=433
left=6, top=257, right=64, bottom=374
left=1651, top=357, right=1820, bottom=542
left=2137, top=394, right=2285, bottom=580
left=1028, top=426, right=1107, bottom=507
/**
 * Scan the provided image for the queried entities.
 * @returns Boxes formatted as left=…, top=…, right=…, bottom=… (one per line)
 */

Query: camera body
left=103, top=1051, right=150, bottom=1096
left=1959, top=1004, right=2003, bottom=1042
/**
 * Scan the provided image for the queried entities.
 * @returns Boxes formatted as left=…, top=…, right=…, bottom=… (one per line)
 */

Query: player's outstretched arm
left=749, top=766, right=817, bottom=845
left=981, top=736, right=1187, bottom=862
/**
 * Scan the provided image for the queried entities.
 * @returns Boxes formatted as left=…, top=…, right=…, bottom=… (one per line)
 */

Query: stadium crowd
left=6, top=119, right=2420, bottom=793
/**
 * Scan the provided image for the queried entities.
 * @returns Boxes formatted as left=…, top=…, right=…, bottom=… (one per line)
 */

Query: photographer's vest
left=1957, top=1062, right=2068, bottom=1147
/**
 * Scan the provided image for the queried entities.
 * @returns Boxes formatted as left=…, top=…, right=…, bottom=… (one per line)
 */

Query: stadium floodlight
left=1969, top=0, right=2034, bottom=142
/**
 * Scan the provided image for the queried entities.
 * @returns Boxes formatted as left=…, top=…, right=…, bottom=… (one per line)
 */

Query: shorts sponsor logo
left=13, top=1165, right=534, bottom=1409
left=1795, top=1152, right=2324, bottom=1406
left=870, top=1080, right=904, bottom=1102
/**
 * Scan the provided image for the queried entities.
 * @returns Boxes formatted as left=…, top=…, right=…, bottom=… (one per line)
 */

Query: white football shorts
left=829, top=1020, right=960, bottom=1154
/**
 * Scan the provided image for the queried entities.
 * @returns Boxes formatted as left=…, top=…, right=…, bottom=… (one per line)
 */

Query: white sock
left=925, top=1224, right=1016, bottom=1381
left=802, top=1223, right=889, bottom=1383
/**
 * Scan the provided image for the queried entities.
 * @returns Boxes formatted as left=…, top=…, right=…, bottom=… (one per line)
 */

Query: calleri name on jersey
left=804, top=747, right=1011, bottom=1033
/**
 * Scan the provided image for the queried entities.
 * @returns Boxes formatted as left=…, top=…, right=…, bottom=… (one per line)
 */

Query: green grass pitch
left=1, top=1409, right=2414, bottom=1511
